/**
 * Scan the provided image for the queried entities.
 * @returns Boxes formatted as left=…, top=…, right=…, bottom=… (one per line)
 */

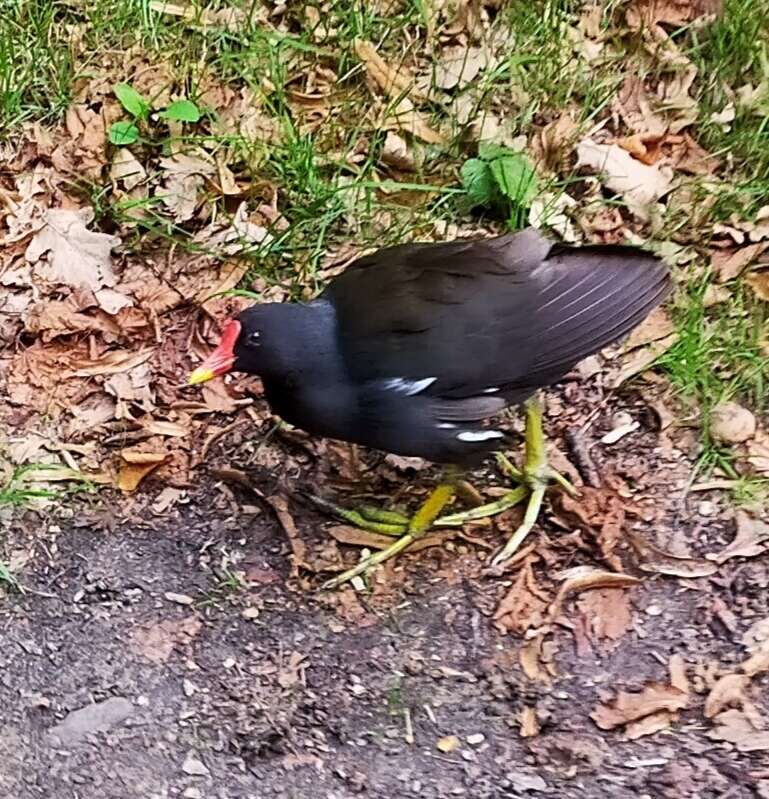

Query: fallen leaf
left=746, top=269, right=769, bottom=301
left=746, top=431, right=769, bottom=474
left=520, top=705, right=540, bottom=738
left=610, top=333, right=678, bottom=388
left=624, top=306, right=676, bottom=350
left=577, top=588, right=635, bottom=643
left=591, top=682, right=689, bottom=730
left=669, top=654, right=690, bottom=695
left=627, top=531, right=718, bottom=578
left=265, top=494, right=308, bottom=576
left=380, top=131, right=416, bottom=171
left=354, top=39, right=426, bottom=102
left=708, top=512, right=769, bottom=563
left=117, top=450, right=170, bottom=492
left=131, top=615, right=202, bottom=663
left=549, top=568, right=640, bottom=624
left=576, top=140, right=674, bottom=221
left=708, top=709, right=769, bottom=751
left=742, top=638, right=769, bottom=678
left=626, top=0, right=722, bottom=29
left=110, top=148, right=147, bottom=190
left=519, top=634, right=555, bottom=682
left=711, top=242, right=768, bottom=283
left=704, top=673, right=751, bottom=718
left=71, top=348, right=155, bottom=376
left=554, top=485, right=628, bottom=571
left=624, top=710, right=677, bottom=739
left=494, top=561, right=550, bottom=635
left=194, top=202, right=272, bottom=256
left=158, top=152, right=217, bottom=222
left=25, top=207, right=120, bottom=294
left=433, top=45, right=491, bottom=91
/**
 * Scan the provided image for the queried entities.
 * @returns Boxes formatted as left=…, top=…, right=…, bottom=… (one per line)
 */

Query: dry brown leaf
left=519, top=634, right=555, bottom=682
left=669, top=654, right=690, bottom=694
left=742, top=638, right=769, bottom=678
left=110, top=148, right=147, bottom=190
left=25, top=296, right=124, bottom=342
left=746, top=431, right=769, bottom=474
left=626, top=0, right=722, bottom=29
left=627, top=531, right=717, bottom=578
left=519, top=705, right=540, bottom=738
left=158, top=153, right=217, bottom=222
left=380, top=131, right=416, bottom=171
left=711, top=242, right=768, bottom=283
left=328, top=525, right=403, bottom=551
left=148, top=1, right=254, bottom=31
left=610, top=332, right=678, bottom=388
left=433, top=45, right=491, bottom=91
left=531, top=112, right=579, bottom=174
left=25, top=207, right=120, bottom=294
left=624, top=306, right=676, bottom=350
left=704, top=673, right=751, bottom=718
left=71, top=348, right=155, bottom=376
left=354, top=39, right=426, bottom=102
left=708, top=709, right=769, bottom=751
left=265, top=494, right=308, bottom=576
left=387, top=99, right=446, bottom=145
left=576, top=139, right=674, bottom=221
left=708, top=511, right=769, bottom=564
left=194, top=202, right=272, bottom=256
left=117, top=450, right=170, bottom=492
left=549, top=568, right=640, bottom=624
left=131, top=615, right=202, bottom=663
left=554, top=485, right=627, bottom=570
left=624, top=710, right=677, bottom=740
left=591, top=682, right=689, bottom=730
left=577, top=588, right=635, bottom=643
left=494, top=561, right=549, bottom=635
left=746, top=269, right=769, bottom=301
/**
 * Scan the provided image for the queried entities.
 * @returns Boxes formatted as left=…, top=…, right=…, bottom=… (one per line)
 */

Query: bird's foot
left=318, top=483, right=456, bottom=590
left=433, top=452, right=578, bottom=567
left=307, top=494, right=409, bottom=536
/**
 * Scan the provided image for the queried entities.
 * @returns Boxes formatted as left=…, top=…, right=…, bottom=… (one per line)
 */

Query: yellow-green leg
left=321, top=479, right=457, bottom=590
left=435, top=395, right=578, bottom=566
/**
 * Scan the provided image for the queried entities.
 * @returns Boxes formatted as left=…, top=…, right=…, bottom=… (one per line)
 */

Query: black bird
left=189, top=228, right=671, bottom=587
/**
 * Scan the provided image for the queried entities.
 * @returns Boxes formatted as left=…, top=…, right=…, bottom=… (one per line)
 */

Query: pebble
left=165, top=592, right=194, bottom=605
left=242, top=607, right=259, bottom=620
left=466, top=733, right=485, bottom=745
left=182, top=753, right=210, bottom=777
left=183, top=789, right=203, bottom=799
left=698, top=500, right=717, bottom=517
left=436, top=734, right=460, bottom=753
left=645, top=604, right=663, bottom=617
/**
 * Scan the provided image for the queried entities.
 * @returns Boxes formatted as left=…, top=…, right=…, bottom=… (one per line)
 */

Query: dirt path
left=2, top=441, right=767, bottom=799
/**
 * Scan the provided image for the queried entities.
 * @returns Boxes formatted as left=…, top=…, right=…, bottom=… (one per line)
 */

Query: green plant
left=109, top=83, right=201, bottom=145
left=461, top=144, right=539, bottom=229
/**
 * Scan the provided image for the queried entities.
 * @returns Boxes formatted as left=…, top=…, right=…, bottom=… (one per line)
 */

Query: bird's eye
left=247, top=330, right=261, bottom=347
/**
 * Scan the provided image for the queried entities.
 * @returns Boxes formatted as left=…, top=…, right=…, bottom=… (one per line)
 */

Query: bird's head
left=187, top=304, right=291, bottom=385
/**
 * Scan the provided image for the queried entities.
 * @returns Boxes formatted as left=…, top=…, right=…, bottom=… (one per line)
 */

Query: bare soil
left=1, top=386, right=768, bottom=799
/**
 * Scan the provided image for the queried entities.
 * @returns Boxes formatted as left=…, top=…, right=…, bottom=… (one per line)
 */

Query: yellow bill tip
left=187, top=367, right=215, bottom=386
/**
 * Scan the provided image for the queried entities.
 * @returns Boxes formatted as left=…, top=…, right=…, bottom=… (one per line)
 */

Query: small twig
left=403, top=708, right=414, bottom=745
left=565, top=428, right=602, bottom=488
left=197, top=417, right=250, bottom=465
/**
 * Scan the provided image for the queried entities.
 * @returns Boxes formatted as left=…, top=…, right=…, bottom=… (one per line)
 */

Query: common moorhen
left=189, top=228, right=671, bottom=587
